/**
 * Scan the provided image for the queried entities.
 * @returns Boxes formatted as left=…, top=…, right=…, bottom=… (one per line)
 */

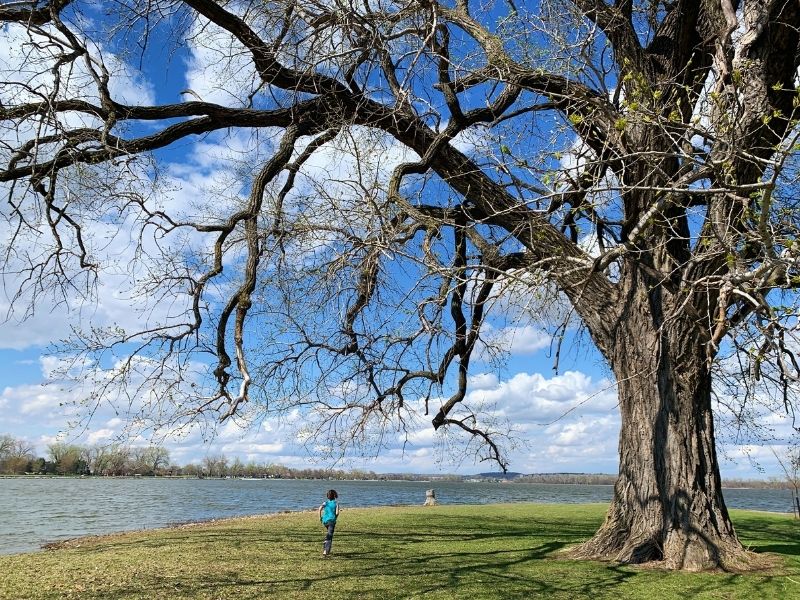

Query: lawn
left=0, top=503, right=797, bottom=599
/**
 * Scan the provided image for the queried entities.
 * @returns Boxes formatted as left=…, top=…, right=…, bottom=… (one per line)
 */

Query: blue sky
left=1, top=309, right=786, bottom=478
left=0, top=4, right=793, bottom=479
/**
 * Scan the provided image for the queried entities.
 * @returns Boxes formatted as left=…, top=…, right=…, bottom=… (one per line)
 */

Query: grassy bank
left=0, top=503, right=797, bottom=599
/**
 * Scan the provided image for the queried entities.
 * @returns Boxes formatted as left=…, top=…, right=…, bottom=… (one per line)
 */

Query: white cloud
left=392, top=370, right=624, bottom=473
left=405, top=427, right=440, bottom=447
left=85, top=428, right=115, bottom=444
left=251, top=442, right=285, bottom=454
left=1, top=382, right=76, bottom=419
left=16, top=388, right=65, bottom=416
left=0, top=306, right=72, bottom=350
left=546, top=415, right=618, bottom=447
left=485, top=324, right=551, bottom=354
left=468, top=372, right=499, bottom=390
left=37, top=433, right=61, bottom=448
left=463, top=370, right=618, bottom=424
left=0, top=22, right=154, bottom=117
left=0, top=356, right=792, bottom=478
left=106, top=54, right=155, bottom=106
left=183, top=17, right=259, bottom=106
left=0, top=26, right=189, bottom=353
left=295, top=127, right=420, bottom=196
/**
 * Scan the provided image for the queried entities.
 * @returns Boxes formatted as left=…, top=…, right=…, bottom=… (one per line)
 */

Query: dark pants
left=323, top=521, right=336, bottom=554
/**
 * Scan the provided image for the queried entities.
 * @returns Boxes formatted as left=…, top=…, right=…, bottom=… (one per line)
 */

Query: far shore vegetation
left=0, top=504, right=797, bottom=599
left=0, top=434, right=794, bottom=490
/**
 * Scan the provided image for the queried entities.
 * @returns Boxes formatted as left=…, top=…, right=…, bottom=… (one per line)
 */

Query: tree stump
left=423, top=489, right=437, bottom=506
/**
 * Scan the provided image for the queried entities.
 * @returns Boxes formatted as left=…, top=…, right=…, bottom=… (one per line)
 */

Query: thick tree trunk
left=570, top=283, right=754, bottom=571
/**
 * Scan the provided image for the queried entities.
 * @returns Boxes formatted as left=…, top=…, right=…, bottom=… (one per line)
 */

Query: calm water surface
left=0, top=478, right=793, bottom=554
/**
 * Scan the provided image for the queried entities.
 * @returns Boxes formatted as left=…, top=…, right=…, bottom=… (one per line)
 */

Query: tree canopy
left=2, top=0, right=800, bottom=570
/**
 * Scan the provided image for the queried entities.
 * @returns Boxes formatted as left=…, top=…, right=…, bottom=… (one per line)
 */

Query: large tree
left=2, top=0, right=800, bottom=570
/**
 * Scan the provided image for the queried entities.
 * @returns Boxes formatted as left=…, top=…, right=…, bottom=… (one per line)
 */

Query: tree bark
left=571, top=272, right=753, bottom=570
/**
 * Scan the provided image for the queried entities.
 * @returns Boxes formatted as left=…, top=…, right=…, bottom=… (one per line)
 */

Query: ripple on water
left=0, top=478, right=791, bottom=554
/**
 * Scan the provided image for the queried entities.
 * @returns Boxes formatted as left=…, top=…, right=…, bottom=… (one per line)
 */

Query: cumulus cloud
left=0, top=126, right=271, bottom=353
left=0, top=312, right=73, bottom=351
left=0, top=365, right=618, bottom=474
left=483, top=324, right=552, bottom=355
left=546, top=415, right=618, bottom=447
left=294, top=126, right=420, bottom=199
left=15, top=386, right=69, bottom=417
left=459, top=370, right=621, bottom=472
left=183, top=17, right=260, bottom=105
left=0, top=351, right=793, bottom=478
left=0, top=23, right=154, bottom=106
left=0, top=381, right=81, bottom=429
left=718, top=443, right=792, bottom=479
left=404, top=427, right=441, bottom=447
left=468, top=372, right=500, bottom=390
left=85, top=428, right=116, bottom=444
left=463, top=370, right=618, bottom=424
left=0, top=25, right=188, bottom=352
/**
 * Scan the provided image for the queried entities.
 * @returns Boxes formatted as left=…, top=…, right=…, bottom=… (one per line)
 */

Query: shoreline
left=3, top=480, right=794, bottom=556
left=0, top=474, right=793, bottom=491
left=28, top=501, right=796, bottom=557
left=39, top=508, right=318, bottom=552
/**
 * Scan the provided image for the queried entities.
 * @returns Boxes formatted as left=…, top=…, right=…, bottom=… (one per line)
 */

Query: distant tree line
left=2, top=434, right=794, bottom=490
left=513, top=473, right=618, bottom=485
left=0, top=434, right=418, bottom=479
left=511, top=472, right=792, bottom=490
left=191, top=454, right=386, bottom=480
left=0, top=435, right=171, bottom=476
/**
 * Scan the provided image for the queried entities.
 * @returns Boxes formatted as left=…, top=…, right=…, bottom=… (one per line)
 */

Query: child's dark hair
left=326, top=489, right=338, bottom=500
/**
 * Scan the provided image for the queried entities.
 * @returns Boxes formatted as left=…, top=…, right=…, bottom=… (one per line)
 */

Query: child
left=318, top=489, right=340, bottom=557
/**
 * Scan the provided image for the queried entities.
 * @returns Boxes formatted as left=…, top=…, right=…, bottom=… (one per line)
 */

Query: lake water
left=0, top=478, right=794, bottom=555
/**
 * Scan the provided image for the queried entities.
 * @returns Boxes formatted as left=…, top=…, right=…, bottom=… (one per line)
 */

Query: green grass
left=0, top=504, right=797, bottom=599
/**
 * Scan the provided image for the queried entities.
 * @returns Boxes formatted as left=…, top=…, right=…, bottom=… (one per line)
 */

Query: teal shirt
left=321, top=499, right=338, bottom=525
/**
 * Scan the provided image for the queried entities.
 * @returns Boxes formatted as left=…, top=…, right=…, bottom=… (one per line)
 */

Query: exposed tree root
left=565, top=524, right=774, bottom=572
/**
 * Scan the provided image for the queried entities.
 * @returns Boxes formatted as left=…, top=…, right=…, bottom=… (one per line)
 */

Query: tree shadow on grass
left=48, top=534, right=630, bottom=600
left=746, top=543, right=800, bottom=557
left=24, top=556, right=800, bottom=600
left=733, top=514, right=798, bottom=536
left=33, top=514, right=800, bottom=600
left=732, top=514, right=800, bottom=560
left=65, top=539, right=597, bottom=600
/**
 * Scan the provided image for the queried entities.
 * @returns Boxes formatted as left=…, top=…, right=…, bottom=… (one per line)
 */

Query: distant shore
left=0, top=472, right=793, bottom=490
